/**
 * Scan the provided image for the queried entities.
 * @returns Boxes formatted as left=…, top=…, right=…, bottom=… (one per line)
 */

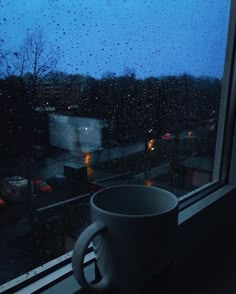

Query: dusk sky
left=0, top=0, right=231, bottom=79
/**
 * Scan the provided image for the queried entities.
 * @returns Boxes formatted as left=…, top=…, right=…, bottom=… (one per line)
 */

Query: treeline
left=33, top=71, right=221, bottom=139
left=74, top=73, right=221, bottom=140
left=0, top=72, right=221, bottom=154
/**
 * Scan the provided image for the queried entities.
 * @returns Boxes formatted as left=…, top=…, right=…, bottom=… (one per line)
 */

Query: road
left=30, top=141, right=145, bottom=180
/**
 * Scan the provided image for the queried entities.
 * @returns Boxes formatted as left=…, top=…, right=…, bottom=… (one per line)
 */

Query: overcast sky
left=0, top=0, right=231, bottom=79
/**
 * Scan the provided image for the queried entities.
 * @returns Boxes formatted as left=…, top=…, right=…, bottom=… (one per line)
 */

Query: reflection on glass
left=145, top=180, right=153, bottom=187
left=0, top=0, right=230, bottom=285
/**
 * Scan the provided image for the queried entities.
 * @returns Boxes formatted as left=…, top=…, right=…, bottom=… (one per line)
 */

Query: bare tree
left=0, top=29, right=59, bottom=79
left=1, top=29, right=60, bottom=211
left=12, top=28, right=59, bottom=79
left=13, top=43, right=28, bottom=77
left=25, top=28, right=59, bottom=78
left=13, top=28, right=60, bottom=107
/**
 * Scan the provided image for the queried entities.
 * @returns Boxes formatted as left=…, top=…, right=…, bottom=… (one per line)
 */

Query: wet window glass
left=0, top=0, right=230, bottom=284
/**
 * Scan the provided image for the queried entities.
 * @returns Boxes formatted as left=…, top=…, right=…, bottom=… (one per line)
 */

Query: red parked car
left=32, top=178, right=53, bottom=193
left=0, top=197, right=6, bottom=208
left=161, top=133, right=176, bottom=140
left=0, top=176, right=28, bottom=203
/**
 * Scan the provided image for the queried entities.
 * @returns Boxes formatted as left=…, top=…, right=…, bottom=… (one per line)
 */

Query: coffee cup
left=72, top=185, right=178, bottom=293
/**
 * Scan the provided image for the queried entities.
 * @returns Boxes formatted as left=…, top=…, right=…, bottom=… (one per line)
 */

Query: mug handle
left=72, top=222, right=110, bottom=292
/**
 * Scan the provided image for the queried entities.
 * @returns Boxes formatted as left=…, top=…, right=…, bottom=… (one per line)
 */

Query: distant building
left=49, top=114, right=104, bottom=153
left=37, top=81, right=65, bottom=107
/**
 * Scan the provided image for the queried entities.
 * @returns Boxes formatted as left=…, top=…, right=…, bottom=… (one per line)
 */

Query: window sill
left=1, top=183, right=236, bottom=294
left=178, top=184, right=235, bottom=224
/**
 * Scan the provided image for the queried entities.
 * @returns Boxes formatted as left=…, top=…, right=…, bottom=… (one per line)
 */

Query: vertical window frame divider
left=213, top=0, right=236, bottom=183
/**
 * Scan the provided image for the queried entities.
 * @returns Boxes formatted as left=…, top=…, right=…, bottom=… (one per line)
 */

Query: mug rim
left=91, top=184, right=179, bottom=218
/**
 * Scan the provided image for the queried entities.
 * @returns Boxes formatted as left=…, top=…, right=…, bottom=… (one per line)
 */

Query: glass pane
left=0, top=0, right=230, bottom=284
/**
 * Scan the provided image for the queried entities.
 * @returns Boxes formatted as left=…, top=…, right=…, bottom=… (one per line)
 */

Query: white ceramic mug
left=72, top=185, right=178, bottom=293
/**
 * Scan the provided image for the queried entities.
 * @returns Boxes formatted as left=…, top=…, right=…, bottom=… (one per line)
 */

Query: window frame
left=178, top=0, right=236, bottom=209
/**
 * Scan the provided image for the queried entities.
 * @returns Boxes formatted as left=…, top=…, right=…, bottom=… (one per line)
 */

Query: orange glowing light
left=84, top=152, right=91, bottom=165
left=147, top=139, right=155, bottom=151
left=145, top=180, right=153, bottom=187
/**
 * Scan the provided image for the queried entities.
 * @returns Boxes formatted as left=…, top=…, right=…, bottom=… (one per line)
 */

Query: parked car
left=161, top=133, right=176, bottom=140
left=0, top=196, right=6, bottom=208
left=0, top=176, right=28, bottom=203
left=32, top=178, right=53, bottom=193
